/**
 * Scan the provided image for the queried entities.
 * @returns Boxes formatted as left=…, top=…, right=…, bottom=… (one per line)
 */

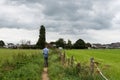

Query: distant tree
left=55, top=38, right=66, bottom=48
left=73, top=39, right=86, bottom=49
left=66, top=39, right=72, bottom=49
left=86, top=43, right=91, bottom=48
left=20, top=40, right=32, bottom=49
left=0, top=40, right=5, bottom=47
left=50, top=42, right=56, bottom=45
left=50, top=42, right=56, bottom=47
left=36, top=25, right=46, bottom=49
left=20, top=40, right=29, bottom=45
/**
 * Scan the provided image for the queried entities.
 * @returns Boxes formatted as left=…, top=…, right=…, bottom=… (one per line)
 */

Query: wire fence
left=58, top=50, right=109, bottom=80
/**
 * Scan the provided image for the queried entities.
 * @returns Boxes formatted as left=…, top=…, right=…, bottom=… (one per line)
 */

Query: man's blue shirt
left=43, top=48, right=49, bottom=57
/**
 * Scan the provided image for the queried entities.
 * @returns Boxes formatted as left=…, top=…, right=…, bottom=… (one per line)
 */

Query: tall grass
left=48, top=49, right=95, bottom=80
left=1, top=49, right=119, bottom=80
left=0, top=49, right=43, bottom=80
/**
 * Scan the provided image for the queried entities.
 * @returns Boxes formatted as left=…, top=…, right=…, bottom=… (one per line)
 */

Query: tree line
left=0, top=25, right=91, bottom=49
left=49, top=38, right=91, bottom=49
left=36, top=25, right=91, bottom=49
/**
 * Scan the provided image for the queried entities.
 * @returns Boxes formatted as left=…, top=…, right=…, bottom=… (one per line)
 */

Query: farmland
left=66, top=49, right=120, bottom=80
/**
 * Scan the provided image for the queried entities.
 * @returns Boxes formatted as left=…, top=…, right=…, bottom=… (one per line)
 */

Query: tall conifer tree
left=36, top=25, right=46, bottom=49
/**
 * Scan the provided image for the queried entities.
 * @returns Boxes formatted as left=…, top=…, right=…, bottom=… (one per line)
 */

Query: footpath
left=42, top=67, right=49, bottom=80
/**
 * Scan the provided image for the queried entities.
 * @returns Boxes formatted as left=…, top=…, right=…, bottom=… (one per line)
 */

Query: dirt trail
left=42, top=67, right=49, bottom=80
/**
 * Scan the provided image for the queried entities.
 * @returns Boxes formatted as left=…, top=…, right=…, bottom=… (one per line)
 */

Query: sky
left=0, top=0, right=120, bottom=44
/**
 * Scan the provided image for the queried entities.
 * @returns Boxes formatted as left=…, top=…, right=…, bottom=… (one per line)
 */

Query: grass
left=0, top=49, right=41, bottom=64
left=1, top=48, right=119, bottom=80
left=48, top=49, right=94, bottom=80
left=65, top=49, right=120, bottom=80
left=0, top=48, right=43, bottom=80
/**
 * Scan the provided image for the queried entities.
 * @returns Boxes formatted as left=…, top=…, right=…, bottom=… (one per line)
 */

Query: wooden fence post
left=59, top=52, right=62, bottom=60
left=76, top=63, right=81, bottom=73
left=61, top=53, right=63, bottom=64
left=67, top=58, right=70, bottom=66
left=90, top=57, right=94, bottom=75
left=71, top=56, right=74, bottom=67
left=63, top=52, right=65, bottom=64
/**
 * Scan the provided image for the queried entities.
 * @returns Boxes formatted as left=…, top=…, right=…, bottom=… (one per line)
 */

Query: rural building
left=5, top=43, right=17, bottom=48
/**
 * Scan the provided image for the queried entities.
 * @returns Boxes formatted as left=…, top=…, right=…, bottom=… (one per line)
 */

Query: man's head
left=45, top=44, right=48, bottom=48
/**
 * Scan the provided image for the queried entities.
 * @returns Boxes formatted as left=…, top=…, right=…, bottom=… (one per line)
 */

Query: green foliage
left=55, top=38, right=66, bottom=48
left=73, top=39, right=86, bottom=49
left=50, top=38, right=90, bottom=49
left=48, top=52, right=65, bottom=80
left=48, top=49, right=94, bottom=80
left=86, top=43, right=92, bottom=48
left=66, top=39, right=72, bottom=49
left=1, top=49, right=119, bottom=80
left=2, top=63, right=41, bottom=80
left=0, top=49, right=43, bottom=80
left=36, top=25, right=46, bottom=49
left=0, top=40, right=5, bottom=47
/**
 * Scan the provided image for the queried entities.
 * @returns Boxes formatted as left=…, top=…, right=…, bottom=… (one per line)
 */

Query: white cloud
left=0, top=0, right=120, bottom=44
left=0, top=0, right=44, bottom=29
left=0, top=28, right=38, bottom=44
left=85, top=29, right=120, bottom=44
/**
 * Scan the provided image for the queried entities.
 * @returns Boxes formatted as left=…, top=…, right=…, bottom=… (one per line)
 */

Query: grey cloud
left=0, top=0, right=115, bottom=35
left=42, top=0, right=113, bottom=33
left=7, top=0, right=40, bottom=5
left=0, top=0, right=42, bottom=29
left=43, top=0, right=93, bottom=21
left=0, top=18, right=38, bottom=29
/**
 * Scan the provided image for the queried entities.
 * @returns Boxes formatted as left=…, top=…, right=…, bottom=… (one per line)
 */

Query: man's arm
left=43, top=49, right=44, bottom=54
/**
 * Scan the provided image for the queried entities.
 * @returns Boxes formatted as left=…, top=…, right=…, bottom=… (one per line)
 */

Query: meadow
left=0, top=49, right=43, bottom=80
left=0, top=48, right=120, bottom=80
left=66, top=49, right=120, bottom=80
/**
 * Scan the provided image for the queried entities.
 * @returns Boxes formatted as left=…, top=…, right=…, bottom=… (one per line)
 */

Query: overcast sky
left=0, top=0, right=120, bottom=44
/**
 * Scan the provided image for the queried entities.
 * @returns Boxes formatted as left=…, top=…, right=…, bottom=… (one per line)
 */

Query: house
left=5, top=43, right=17, bottom=48
left=92, top=42, right=120, bottom=49
left=109, top=42, right=120, bottom=48
left=92, top=44, right=108, bottom=49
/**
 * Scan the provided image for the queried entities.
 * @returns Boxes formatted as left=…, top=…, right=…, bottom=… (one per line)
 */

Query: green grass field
left=0, top=49, right=120, bottom=80
left=66, top=49, right=120, bottom=80
left=0, top=49, right=41, bottom=62
left=0, top=49, right=43, bottom=80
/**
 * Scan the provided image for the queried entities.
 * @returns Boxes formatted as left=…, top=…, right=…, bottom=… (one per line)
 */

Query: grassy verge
left=0, top=49, right=43, bottom=80
left=48, top=49, right=96, bottom=80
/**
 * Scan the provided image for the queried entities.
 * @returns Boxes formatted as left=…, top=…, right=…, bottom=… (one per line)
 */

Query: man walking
left=43, top=46, right=49, bottom=67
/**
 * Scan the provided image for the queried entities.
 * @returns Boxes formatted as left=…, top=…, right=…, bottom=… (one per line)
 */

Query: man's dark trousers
left=44, top=57, right=48, bottom=67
